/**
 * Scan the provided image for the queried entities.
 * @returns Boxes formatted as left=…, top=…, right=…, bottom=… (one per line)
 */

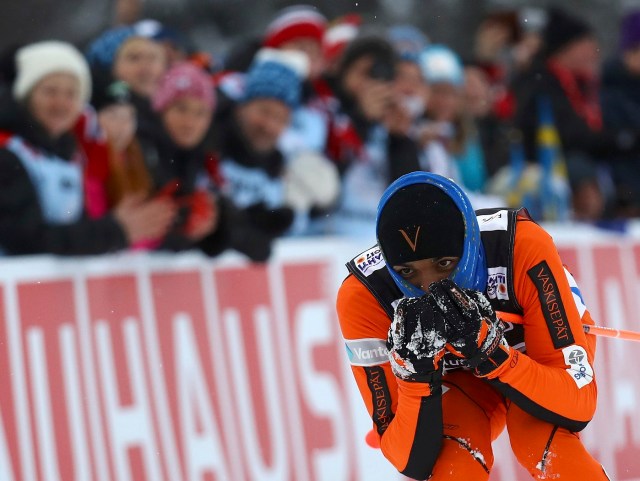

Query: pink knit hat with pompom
left=152, top=62, right=215, bottom=112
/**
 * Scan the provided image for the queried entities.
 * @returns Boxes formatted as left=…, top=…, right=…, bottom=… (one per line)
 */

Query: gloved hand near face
left=427, top=279, right=511, bottom=377
left=387, top=295, right=447, bottom=384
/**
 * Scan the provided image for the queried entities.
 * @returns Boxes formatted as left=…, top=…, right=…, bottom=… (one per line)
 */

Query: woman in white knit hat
left=0, top=40, right=176, bottom=255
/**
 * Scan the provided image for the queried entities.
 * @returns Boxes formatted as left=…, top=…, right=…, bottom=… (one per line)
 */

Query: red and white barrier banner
left=0, top=230, right=639, bottom=481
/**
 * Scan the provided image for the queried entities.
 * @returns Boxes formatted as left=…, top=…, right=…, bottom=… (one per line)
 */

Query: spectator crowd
left=2, top=5, right=640, bottom=260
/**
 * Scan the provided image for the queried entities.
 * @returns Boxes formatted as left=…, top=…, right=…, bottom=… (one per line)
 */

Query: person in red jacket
left=336, top=171, right=610, bottom=480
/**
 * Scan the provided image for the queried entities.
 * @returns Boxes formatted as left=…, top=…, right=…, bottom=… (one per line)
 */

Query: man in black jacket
left=514, top=8, right=640, bottom=221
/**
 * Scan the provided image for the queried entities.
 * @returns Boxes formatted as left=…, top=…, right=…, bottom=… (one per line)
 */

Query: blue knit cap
left=243, top=48, right=308, bottom=109
left=376, top=172, right=487, bottom=297
left=86, top=26, right=137, bottom=70
left=418, top=44, right=464, bottom=87
left=387, top=24, right=429, bottom=63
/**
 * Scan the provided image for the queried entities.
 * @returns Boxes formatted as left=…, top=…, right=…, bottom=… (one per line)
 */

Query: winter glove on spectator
left=283, top=152, right=341, bottom=212
left=195, top=195, right=274, bottom=262
left=244, top=202, right=295, bottom=237
left=155, top=179, right=181, bottom=199
left=180, top=190, right=218, bottom=241
left=387, top=295, right=447, bottom=387
left=215, top=197, right=273, bottom=262
left=428, top=279, right=511, bottom=377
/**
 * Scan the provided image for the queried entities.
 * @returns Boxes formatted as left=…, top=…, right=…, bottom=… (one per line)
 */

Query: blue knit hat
left=243, top=48, right=309, bottom=109
left=387, top=24, right=429, bottom=63
left=135, top=19, right=194, bottom=54
left=376, top=172, right=487, bottom=297
left=418, top=44, right=464, bottom=87
left=86, top=26, right=137, bottom=71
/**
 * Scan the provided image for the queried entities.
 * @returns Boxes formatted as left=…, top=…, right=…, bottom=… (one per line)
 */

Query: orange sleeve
left=336, top=274, right=443, bottom=478
left=485, top=218, right=598, bottom=430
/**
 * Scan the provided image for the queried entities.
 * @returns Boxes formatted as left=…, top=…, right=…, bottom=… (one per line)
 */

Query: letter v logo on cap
left=399, top=226, right=421, bottom=252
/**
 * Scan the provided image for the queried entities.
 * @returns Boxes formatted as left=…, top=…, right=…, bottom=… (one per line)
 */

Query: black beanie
left=90, top=72, right=132, bottom=112
left=543, top=8, right=593, bottom=58
left=376, top=183, right=465, bottom=266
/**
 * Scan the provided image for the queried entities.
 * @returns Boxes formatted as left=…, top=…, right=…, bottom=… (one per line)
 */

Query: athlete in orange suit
left=336, top=172, right=609, bottom=480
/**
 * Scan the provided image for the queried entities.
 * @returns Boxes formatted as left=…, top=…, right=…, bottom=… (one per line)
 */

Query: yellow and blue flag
left=536, top=96, right=571, bottom=221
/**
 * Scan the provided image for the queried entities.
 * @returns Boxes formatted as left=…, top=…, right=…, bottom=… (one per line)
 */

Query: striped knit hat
left=264, top=5, right=327, bottom=47
left=322, top=14, right=361, bottom=63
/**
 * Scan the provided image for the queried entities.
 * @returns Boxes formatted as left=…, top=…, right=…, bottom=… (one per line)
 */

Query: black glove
left=387, top=295, right=447, bottom=383
left=206, top=196, right=273, bottom=262
left=428, top=279, right=511, bottom=377
left=244, top=202, right=295, bottom=237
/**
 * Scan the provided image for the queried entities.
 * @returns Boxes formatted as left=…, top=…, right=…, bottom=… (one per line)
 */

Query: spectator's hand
left=416, top=123, right=436, bottom=146
left=156, top=179, right=181, bottom=199
left=357, top=80, right=394, bottom=122
left=415, top=122, right=454, bottom=147
left=512, top=33, right=542, bottom=71
left=387, top=295, right=447, bottom=383
left=283, top=152, right=340, bottom=212
left=181, top=190, right=219, bottom=242
left=428, top=279, right=511, bottom=377
left=113, top=193, right=177, bottom=245
left=245, top=202, right=294, bottom=237
left=383, top=98, right=413, bottom=136
left=216, top=196, right=273, bottom=262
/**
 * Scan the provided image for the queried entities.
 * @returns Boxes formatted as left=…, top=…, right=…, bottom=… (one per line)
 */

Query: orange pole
left=582, top=324, right=640, bottom=342
left=497, top=311, right=640, bottom=343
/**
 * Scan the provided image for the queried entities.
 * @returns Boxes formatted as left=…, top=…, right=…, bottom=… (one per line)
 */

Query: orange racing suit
left=336, top=209, right=610, bottom=480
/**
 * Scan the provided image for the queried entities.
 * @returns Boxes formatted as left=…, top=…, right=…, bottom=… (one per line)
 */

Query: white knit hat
left=13, top=41, right=91, bottom=103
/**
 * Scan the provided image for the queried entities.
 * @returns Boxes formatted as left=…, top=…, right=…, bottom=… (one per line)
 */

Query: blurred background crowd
left=2, top=0, right=640, bottom=261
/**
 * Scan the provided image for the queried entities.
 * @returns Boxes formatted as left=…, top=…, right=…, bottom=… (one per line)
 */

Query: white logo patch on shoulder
left=562, top=345, right=594, bottom=388
left=355, top=246, right=386, bottom=277
left=477, top=210, right=509, bottom=231
left=345, top=338, right=389, bottom=366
